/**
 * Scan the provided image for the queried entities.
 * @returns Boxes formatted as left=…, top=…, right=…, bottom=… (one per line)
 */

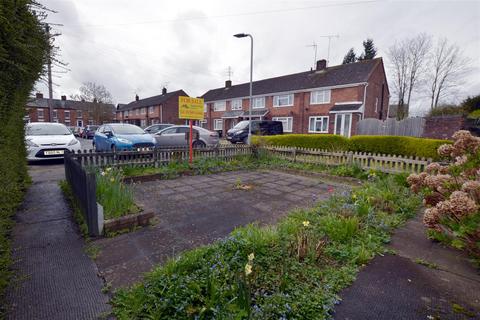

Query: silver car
left=144, top=123, right=173, bottom=134
left=154, top=125, right=219, bottom=148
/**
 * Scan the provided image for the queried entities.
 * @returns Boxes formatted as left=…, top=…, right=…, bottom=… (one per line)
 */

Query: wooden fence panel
left=357, top=117, right=426, bottom=137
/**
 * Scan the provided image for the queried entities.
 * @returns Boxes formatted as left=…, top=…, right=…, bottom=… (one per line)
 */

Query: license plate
left=44, top=150, right=64, bottom=155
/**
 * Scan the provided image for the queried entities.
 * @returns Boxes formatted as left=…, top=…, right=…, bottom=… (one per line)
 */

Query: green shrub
left=254, top=134, right=449, bottom=160
left=0, top=1, right=49, bottom=312
left=349, top=135, right=448, bottom=160
left=253, top=134, right=349, bottom=151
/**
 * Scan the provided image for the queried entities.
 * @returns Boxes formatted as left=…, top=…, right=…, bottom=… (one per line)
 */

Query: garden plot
left=92, top=170, right=343, bottom=288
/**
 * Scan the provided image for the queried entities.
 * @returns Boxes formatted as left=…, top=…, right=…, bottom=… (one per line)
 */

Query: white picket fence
left=263, top=146, right=432, bottom=174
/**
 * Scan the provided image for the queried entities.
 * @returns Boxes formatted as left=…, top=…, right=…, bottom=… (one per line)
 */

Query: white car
left=25, top=122, right=82, bottom=161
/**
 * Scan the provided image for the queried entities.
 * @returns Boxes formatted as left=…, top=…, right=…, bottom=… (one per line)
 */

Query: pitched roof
left=201, top=58, right=383, bottom=102
left=117, top=89, right=187, bottom=111
left=26, top=98, right=115, bottom=113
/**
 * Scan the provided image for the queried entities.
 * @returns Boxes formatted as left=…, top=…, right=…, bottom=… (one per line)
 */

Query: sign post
left=178, top=96, right=204, bottom=165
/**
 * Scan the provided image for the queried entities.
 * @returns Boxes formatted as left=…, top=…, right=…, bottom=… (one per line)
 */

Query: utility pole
left=46, top=24, right=53, bottom=122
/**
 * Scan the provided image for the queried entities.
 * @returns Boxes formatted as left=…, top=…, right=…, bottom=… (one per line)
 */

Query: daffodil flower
left=302, top=220, right=310, bottom=227
left=245, top=263, right=252, bottom=276
left=248, top=253, right=255, bottom=261
left=110, top=177, right=115, bottom=182
left=106, top=167, right=112, bottom=172
left=100, top=171, right=106, bottom=176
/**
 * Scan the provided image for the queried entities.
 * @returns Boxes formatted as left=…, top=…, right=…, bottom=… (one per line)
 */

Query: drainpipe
left=160, top=105, right=163, bottom=123
left=362, top=83, right=368, bottom=120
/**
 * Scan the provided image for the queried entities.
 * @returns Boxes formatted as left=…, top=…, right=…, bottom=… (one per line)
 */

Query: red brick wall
left=422, top=115, right=465, bottom=140
left=364, top=60, right=389, bottom=120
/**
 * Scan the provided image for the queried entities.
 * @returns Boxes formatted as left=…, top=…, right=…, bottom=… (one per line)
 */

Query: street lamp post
left=234, top=33, right=253, bottom=145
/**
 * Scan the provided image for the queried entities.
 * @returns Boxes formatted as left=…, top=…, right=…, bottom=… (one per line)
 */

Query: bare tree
left=70, top=82, right=113, bottom=104
left=427, top=38, right=469, bottom=110
left=387, top=34, right=431, bottom=119
left=71, top=82, right=115, bottom=124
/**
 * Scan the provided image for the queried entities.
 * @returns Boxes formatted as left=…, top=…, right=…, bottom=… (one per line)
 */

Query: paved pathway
left=5, top=161, right=110, bottom=320
left=334, top=214, right=480, bottom=320
left=94, top=170, right=346, bottom=288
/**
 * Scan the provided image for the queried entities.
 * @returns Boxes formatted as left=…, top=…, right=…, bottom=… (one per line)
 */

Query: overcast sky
left=37, top=0, right=479, bottom=115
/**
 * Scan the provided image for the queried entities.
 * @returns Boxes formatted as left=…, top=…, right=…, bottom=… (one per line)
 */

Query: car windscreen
left=111, top=125, right=145, bottom=134
left=232, top=121, right=249, bottom=130
left=26, top=124, right=71, bottom=136
left=88, top=126, right=98, bottom=130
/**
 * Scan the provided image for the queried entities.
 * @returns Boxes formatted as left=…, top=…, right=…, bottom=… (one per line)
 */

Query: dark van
left=226, top=120, right=283, bottom=144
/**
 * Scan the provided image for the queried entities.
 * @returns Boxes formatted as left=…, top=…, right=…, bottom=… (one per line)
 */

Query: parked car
left=226, top=120, right=283, bottom=144
left=144, top=123, right=174, bottom=134
left=25, top=122, right=81, bottom=161
left=93, top=123, right=156, bottom=152
left=154, top=125, right=219, bottom=148
left=82, top=125, right=99, bottom=139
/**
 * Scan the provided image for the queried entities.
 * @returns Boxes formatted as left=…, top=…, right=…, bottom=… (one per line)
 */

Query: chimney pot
left=316, top=59, right=327, bottom=71
left=61, top=95, right=66, bottom=101
left=135, top=94, right=139, bottom=101
left=225, top=80, right=232, bottom=88
left=35, top=92, right=43, bottom=99
left=162, top=87, right=167, bottom=95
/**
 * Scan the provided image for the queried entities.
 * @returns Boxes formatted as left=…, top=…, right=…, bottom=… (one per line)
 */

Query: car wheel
left=193, top=140, right=206, bottom=148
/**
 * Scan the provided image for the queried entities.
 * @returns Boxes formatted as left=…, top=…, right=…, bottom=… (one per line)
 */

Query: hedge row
left=0, top=0, right=48, bottom=311
left=253, top=134, right=450, bottom=160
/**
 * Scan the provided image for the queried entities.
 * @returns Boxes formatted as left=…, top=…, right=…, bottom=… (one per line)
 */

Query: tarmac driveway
left=93, top=170, right=345, bottom=288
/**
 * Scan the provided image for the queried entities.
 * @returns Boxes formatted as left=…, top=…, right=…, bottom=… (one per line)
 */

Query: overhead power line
left=53, top=0, right=378, bottom=28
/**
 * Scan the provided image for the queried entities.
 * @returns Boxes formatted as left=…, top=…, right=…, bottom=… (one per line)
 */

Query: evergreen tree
left=359, top=38, right=377, bottom=60
left=342, top=48, right=357, bottom=64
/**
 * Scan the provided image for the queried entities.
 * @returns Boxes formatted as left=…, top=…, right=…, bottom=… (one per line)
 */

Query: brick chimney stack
left=225, top=80, right=232, bottom=88
left=162, top=87, right=167, bottom=95
left=35, top=92, right=43, bottom=99
left=61, top=95, right=66, bottom=101
left=135, top=94, right=139, bottom=101
left=316, top=59, right=327, bottom=71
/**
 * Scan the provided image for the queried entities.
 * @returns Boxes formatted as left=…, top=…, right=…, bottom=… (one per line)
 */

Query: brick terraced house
left=116, top=88, right=188, bottom=127
left=201, top=58, right=389, bottom=137
left=25, top=93, right=115, bottom=126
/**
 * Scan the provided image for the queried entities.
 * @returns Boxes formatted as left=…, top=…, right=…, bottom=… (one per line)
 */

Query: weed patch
left=111, top=174, right=421, bottom=319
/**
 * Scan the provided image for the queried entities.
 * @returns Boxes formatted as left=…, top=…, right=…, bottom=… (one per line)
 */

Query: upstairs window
left=214, top=101, right=226, bottom=112
left=310, top=89, right=331, bottom=104
left=231, top=99, right=242, bottom=110
left=252, top=97, right=265, bottom=109
left=204, top=103, right=208, bottom=113
left=273, top=94, right=293, bottom=107
left=64, top=110, right=70, bottom=119
left=38, top=109, right=44, bottom=119
left=149, top=106, right=155, bottom=114
left=52, top=109, right=58, bottom=119
left=77, top=110, right=82, bottom=118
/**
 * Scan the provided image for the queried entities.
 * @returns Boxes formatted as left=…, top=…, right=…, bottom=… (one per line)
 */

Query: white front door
left=334, top=113, right=352, bottom=137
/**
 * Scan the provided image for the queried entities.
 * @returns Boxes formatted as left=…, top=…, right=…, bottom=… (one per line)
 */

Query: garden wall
left=422, top=115, right=465, bottom=140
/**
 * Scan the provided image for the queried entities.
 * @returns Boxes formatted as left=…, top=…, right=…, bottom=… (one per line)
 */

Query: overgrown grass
left=59, top=180, right=89, bottom=237
left=95, top=168, right=139, bottom=220
left=111, top=174, right=421, bottom=319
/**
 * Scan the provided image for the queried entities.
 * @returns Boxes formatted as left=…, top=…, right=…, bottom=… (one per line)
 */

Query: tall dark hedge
left=0, top=0, right=48, bottom=307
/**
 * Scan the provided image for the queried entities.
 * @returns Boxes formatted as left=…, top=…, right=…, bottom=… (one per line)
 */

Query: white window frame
left=141, top=108, right=146, bottom=115
left=310, top=89, right=331, bottom=105
left=200, top=119, right=207, bottom=128
left=214, top=119, right=223, bottom=130
left=52, top=109, right=57, bottom=119
left=77, top=110, right=82, bottom=118
left=64, top=110, right=70, bottom=119
left=149, top=106, right=155, bottom=114
left=204, top=103, right=208, bottom=113
left=136, top=109, right=140, bottom=115
left=124, top=111, right=128, bottom=117
left=37, top=109, right=44, bottom=119
left=252, top=97, right=265, bottom=109
left=231, top=99, right=242, bottom=111
left=273, top=94, right=293, bottom=107
left=272, top=117, right=293, bottom=133
left=214, top=101, right=226, bottom=112
left=308, top=116, right=329, bottom=133
left=88, top=120, right=94, bottom=125
left=64, top=120, right=70, bottom=126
